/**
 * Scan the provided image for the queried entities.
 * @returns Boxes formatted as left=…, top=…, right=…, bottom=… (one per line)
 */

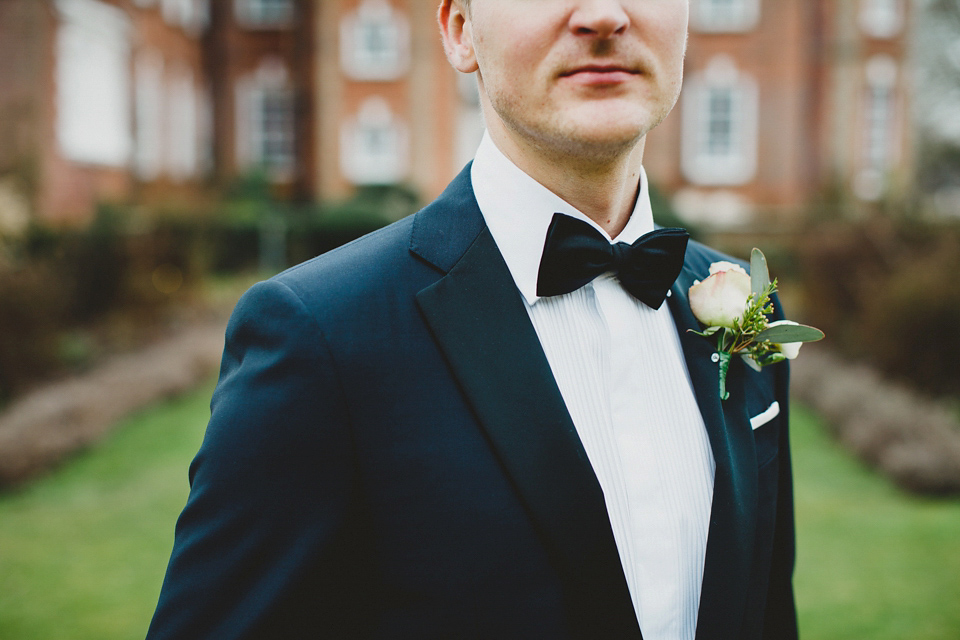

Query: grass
left=791, top=404, right=960, bottom=640
left=0, top=380, right=213, bottom=640
left=0, top=388, right=957, bottom=639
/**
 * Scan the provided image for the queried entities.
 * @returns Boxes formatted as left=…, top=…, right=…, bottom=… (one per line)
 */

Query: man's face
left=442, top=0, right=688, bottom=160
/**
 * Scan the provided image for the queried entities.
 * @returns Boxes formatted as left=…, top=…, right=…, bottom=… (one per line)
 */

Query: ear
left=438, top=0, right=479, bottom=73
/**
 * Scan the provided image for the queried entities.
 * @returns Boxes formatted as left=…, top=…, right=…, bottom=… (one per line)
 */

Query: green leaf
left=757, top=353, right=787, bottom=367
left=755, top=324, right=825, bottom=344
left=751, top=248, right=770, bottom=296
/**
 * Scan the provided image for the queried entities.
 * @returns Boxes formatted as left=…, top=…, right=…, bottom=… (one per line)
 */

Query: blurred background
left=0, top=0, right=958, bottom=638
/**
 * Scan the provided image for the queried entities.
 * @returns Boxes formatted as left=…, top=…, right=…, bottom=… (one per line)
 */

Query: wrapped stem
left=717, top=350, right=732, bottom=400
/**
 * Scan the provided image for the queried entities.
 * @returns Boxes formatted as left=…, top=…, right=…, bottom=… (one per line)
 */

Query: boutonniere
left=688, top=249, right=824, bottom=400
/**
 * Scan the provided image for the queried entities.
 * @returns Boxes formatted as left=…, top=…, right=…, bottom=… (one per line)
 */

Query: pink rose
left=689, top=262, right=752, bottom=328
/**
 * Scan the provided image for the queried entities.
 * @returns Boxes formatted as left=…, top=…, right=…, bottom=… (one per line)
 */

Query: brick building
left=646, top=0, right=912, bottom=227
left=0, top=0, right=211, bottom=226
left=211, top=0, right=916, bottom=226
left=212, top=0, right=474, bottom=205
left=0, top=0, right=914, bottom=228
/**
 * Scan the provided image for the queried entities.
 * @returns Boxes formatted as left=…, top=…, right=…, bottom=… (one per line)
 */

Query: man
left=147, top=0, right=798, bottom=638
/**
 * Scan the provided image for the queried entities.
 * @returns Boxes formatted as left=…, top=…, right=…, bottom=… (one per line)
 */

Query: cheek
left=646, top=2, right=690, bottom=67
left=470, top=9, right=552, bottom=87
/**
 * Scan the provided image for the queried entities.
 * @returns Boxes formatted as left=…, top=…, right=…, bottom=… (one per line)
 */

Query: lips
left=559, top=64, right=640, bottom=86
left=559, top=64, right=639, bottom=77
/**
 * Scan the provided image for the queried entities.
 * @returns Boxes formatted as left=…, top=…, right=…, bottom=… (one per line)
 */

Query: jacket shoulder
left=683, top=239, right=749, bottom=277
left=275, top=214, right=418, bottom=288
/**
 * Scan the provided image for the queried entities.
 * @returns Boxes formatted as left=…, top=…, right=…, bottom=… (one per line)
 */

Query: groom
left=147, top=0, right=798, bottom=638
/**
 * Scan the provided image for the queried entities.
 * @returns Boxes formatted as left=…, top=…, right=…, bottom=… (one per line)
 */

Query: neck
left=486, top=120, right=646, bottom=238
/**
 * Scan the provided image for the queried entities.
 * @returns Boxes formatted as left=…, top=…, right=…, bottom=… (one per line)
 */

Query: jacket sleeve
left=146, top=279, right=371, bottom=639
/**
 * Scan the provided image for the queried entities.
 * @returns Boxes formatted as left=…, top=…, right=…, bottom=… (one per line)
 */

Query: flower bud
left=689, top=263, right=752, bottom=328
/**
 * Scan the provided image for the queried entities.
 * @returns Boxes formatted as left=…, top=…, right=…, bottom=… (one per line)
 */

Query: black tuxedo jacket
left=147, top=166, right=798, bottom=640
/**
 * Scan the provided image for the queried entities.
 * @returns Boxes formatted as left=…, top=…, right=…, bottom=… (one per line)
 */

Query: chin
left=553, top=112, right=657, bottom=154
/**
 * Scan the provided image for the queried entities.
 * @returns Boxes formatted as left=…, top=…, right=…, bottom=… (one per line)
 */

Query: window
left=166, top=65, right=200, bottom=181
left=235, top=0, right=295, bottom=28
left=251, top=89, right=295, bottom=172
left=340, top=0, right=410, bottom=81
left=134, top=51, right=164, bottom=180
left=235, top=60, right=296, bottom=177
left=859, top=0, right=903, bottom=38
left=55, top=0, right=133, bottom=167
left=864, top=86, right=894, bottom=169
left=855, top=55, right=899, bottom=200
left=162, top=0, right=192, bottom=26
left=681, top=56, right=758, bottom=186
left=690, top=0, right=760, bottom=33
left=341, top=98, right=408, bottom=185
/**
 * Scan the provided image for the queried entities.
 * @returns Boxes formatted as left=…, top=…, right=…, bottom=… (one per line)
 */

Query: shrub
left=794, top=217, right=960, bottom=396
left=792, top=347, right=960, bottom=495
left=0, top=261, right=67, bottom=402
left=0, top=208, right=199, bottom=402
left=0, top=183, right=420, bottom=404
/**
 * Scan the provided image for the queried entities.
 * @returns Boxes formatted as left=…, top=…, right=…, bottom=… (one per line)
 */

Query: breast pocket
left=750, top=400, right=781, bottom=468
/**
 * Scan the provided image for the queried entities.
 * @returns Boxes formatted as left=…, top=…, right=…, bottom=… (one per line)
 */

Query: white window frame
left=134, top=50, right=165, bottom=180
left=855, top=55, right=900, bottom=200
left=250, top=87, right=296, bottom=174
left=162, top=0, right=192, bottom=27
left=681, top=56, right=759, bottom=186
left=166, top=64, right=200, bottom=181
left=859, top=0, right=903, bottom=39
left=690, top=0, right=761, bottom=33
left=340, top=0, right=410, bottom=82
left=55, top=0, right=133, bottom=168
left=234, top=0, right=295, bottom=29
left=235, top=61, right=296, bottom=179
left=340, top=97, right=409, bottom=185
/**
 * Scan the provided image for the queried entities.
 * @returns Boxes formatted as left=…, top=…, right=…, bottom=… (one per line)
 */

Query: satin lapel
left=412, top=170, right=639, bottom=637
left=668, top=265, right=758, bottom=640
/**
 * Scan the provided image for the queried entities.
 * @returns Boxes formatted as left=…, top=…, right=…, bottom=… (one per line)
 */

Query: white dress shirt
left=471, top=133, right=716, bottom=640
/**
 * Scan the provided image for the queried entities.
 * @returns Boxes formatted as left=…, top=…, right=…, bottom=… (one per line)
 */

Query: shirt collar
left=471, top=131, right=656, bottom=306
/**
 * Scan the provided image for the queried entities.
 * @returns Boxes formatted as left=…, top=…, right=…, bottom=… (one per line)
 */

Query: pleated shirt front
left=472, top=133, right=716, bottom=640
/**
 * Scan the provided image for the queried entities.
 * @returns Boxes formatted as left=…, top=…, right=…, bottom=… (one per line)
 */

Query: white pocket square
left=749, top=401, right=780, bottom=430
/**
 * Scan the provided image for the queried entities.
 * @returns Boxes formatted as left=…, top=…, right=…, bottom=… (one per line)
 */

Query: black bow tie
left=536, top=213, right=689, bottom=309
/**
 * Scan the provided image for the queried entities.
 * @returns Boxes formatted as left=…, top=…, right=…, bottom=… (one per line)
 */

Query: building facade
left=645, top=0, right=913, bottom=227
left=0, top=0, right=914, bottom=228
left=0, top=0, right=211, bottom=226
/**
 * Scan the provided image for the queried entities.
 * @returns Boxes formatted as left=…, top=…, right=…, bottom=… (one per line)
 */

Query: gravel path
left=3, top=310, right=957, bottom=495
left=0, top=314, right=228, bottom=487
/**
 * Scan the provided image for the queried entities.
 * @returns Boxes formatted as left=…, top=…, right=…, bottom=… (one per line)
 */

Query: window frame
left=859, top=0, right=904, bottom=39
left=54, top=0, right=133, bottom=168
left=340, top=98, right=409, bottom=185
left=681, top=57, right=759, bottom=186
left=690, top=0, right=761, bottom=34
left=234, top=0, right=295, bottom=29
left=235, top=61, right=297, bottom=179
left=340, top=0, right=410, bottom=82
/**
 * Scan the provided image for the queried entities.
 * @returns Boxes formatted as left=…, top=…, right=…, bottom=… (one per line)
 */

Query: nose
left=568, top=0, right=630, bottom=38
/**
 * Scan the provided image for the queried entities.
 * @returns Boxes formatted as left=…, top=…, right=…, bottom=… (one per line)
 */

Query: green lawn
left=0, top=380, right=213, bottom=640
left=0, top=385, right=958, bottom=639
left=791, top=404, right=960, bottom=640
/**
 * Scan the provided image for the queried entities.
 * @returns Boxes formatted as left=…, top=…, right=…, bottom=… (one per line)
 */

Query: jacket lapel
left=668, top=262, right=759, bottom=640
left=411, top=167, right=640, bottom=637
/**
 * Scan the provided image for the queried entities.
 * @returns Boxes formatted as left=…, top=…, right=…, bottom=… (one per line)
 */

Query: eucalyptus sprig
left=688, top=249, right=824, bottom=400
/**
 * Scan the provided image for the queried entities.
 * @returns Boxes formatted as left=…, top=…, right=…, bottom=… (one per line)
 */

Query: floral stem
left=717, top=350, right=731, bottom=400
